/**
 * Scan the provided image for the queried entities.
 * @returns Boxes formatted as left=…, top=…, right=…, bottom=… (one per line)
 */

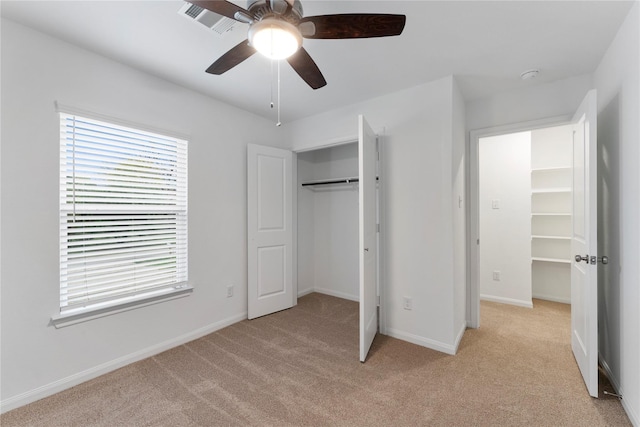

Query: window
left=57, top=113, right=188, bottom=323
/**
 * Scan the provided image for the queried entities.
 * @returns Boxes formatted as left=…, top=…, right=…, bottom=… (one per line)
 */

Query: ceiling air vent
left=178, top=2, right=237, bottom=35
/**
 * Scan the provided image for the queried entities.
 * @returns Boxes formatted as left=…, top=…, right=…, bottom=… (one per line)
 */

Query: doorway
left=247, top=116, right=380, bottom=362
left=476, top=124, right=573, bottom=310
left=468, top=115, right=574, bottom=327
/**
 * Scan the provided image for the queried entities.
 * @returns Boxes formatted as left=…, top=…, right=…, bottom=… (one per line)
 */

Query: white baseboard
left=313, top=287, right=359, bottom=302
left=599, top=354, right=622, bottom=393
left=532, top=293, right=571, bottom=304
left=385, top=328, right=457, bottom=355
left=297, top=287, right=314, bottom=298
left=623, top=397, right=640, bottom=427
left=453, top=322, right=467, bottom=354
left=599, top=354, right=639, bottom=427
left=480, top=294, right=533, bottom=308
left=0, top=312, right=247, bottom=414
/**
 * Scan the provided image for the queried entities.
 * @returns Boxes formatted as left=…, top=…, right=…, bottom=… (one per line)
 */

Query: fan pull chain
left=270, top=58, right=274, bottom=110
left=276, top=60, right=282, bottom=127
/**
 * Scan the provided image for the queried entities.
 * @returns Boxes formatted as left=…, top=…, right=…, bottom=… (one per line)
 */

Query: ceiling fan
left=188, top=0, right=406, bottom=89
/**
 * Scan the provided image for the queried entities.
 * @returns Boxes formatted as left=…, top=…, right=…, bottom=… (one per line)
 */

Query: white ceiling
left=1, top=1, right=634, bottom=123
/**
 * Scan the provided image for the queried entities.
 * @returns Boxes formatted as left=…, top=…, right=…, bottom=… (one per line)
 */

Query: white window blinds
left=59, top=113, right=188, bottom=313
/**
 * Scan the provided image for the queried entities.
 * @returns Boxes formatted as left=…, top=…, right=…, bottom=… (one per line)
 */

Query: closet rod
left=300, top=177, right=379, bottom=187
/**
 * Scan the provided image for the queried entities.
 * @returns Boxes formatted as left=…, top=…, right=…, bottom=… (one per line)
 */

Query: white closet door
left=359, top=115, right=378, bottom=362
left=247, top=144, right=294, bottom=319
left=570, top=90, right=598, bottom=397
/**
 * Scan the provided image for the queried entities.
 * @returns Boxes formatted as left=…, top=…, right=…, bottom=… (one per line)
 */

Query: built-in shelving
left=531, top=166, right=572, bottom=265
left=530, top=126, right=574, bottom=304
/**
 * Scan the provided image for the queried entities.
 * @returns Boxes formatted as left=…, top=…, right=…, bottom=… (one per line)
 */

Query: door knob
left=575, top=254, right=589, bottom=263
left=589, top=255, right=609, bottom=265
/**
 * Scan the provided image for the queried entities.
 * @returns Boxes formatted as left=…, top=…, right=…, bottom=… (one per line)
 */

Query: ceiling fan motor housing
left=247, top=0, right=303, bottom=22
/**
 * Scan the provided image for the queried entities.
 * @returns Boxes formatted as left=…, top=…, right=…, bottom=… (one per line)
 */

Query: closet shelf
left=531, top=187, right=572, bottom=194
left=531, top=212, right=571, bottom=216
left=531, top=166, right=572, bottom=172
left=532, top=235, right=571, bottom=240
left=532, top=257, right=572, bottom=264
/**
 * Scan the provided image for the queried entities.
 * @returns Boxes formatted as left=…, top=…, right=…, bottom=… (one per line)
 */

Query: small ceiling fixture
left=248, top=19, right=302, bottom=60
left=520, top=69, right=539, bottom=80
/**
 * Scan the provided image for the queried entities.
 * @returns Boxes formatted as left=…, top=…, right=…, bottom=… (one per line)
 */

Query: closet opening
left=476, top=124, right=573, bottom=312
left=296, top=142, right=361, bottom=302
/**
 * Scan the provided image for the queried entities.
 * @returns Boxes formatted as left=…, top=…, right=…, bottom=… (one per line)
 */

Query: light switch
left=492, top=199, right=500, bottom=209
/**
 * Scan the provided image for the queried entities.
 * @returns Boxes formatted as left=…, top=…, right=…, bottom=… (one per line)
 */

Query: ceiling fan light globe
left=249, top=19, right=301, bottom=60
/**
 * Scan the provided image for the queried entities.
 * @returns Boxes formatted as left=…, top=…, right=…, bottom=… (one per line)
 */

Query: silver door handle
left=364, top=248, right=369, bottom=252
left=589, top=255, right=609, bottom=265
left=575, top=254, right=589, bottom=263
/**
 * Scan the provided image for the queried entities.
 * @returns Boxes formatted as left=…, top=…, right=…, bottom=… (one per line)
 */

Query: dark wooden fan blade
left=187, top=0, right=253, bottom=22
left=206, top=40, right=256, bottom=75
left=286, top=47, right=327, bottom=89
left=299, top=14, right=406, bottom=39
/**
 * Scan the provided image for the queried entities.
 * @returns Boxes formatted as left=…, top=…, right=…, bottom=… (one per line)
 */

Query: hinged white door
left=359, top=115, right=378, bottom=362
left=247, top=144, right=294, bottom=319
left=570, top=90, right=598, bottom=397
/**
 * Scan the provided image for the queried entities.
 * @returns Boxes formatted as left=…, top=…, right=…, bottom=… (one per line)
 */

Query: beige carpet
left=1, top=293, right=630, bottom=426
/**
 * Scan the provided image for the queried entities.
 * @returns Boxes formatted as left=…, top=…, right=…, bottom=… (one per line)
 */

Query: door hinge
left=377, top=223, right=380, bottom=233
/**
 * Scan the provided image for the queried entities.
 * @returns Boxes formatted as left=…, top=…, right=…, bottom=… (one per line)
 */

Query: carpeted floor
left=1, top=293, right=630, bottom=426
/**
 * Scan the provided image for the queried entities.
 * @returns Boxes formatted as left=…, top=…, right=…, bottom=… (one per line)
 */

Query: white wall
left=530, top=125, right=573, bottom=170
left=593, top=2, right=640, bottom=424
left=297, top=144, right=359, bottom=301
left=466, top=74, right=593, bottom=130
left=0, top=19, right=285, bottom=411
left=287, top=76, right=465, bottom=355
left=478, top=132, right=532, bottom=307
left=296, top=154, right=316, bottom=297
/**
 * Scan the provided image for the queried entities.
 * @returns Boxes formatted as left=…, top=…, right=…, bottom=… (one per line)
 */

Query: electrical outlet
left=403, top=296, right=412, bottom=310
left=226, top=285, right=234, bottom=298
left=492, top=271, right=501, bottom=281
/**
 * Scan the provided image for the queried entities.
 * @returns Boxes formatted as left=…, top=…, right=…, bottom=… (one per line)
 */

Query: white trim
left=297, top=287, right=314, bottom=298
left=385, top=328, right=458, bottom=355
left=293, top=135, right=358, bottom=153
left=292, top=127, right=384, bottom=154
left=599, top=354, right=639, bottom=427
left=54, top=101, right=190, bottom=141
left=480, top=294, right=534, bottom=309
left=467, top=115, right=573, bottom=329
left=0, top=312, right=247, bottom=414
left=531, top=293, right=571, bottom=304
left=314, top=287, right=359, bottom=302
left=51, top=287, right=193, bottom=328
left=292, top=151, right=299, bottom=308
left=377, top=131, right=387, bottom=336
left=453, top=322, right=467, bottom=354
left=599, top=354, right=622, bottom=394
left=622, top=394, right=639, bottom=427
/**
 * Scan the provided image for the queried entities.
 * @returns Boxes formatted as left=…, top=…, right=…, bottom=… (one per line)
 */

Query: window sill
left=50, top=286, right=193, bottom=328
